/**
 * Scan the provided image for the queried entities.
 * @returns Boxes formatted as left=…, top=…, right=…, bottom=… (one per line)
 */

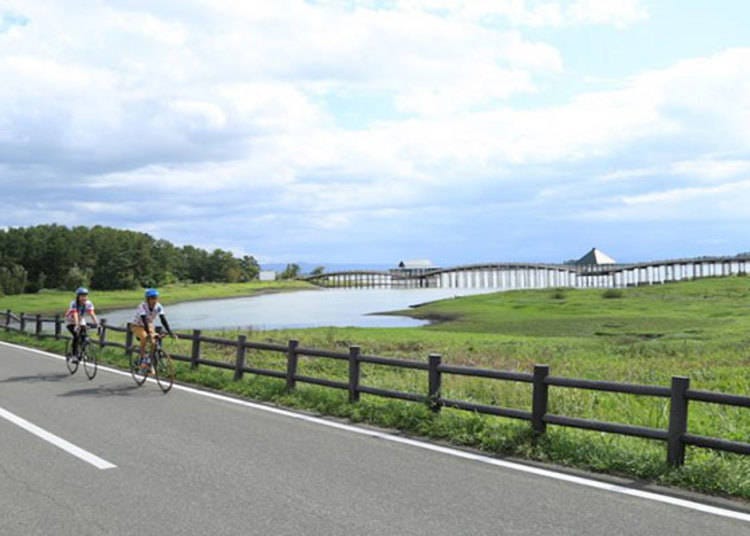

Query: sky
left=1, top=0, right=750, bottom=267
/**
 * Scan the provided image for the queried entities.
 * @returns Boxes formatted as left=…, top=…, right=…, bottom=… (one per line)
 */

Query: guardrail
left=3, top=309, right=749, bottom=466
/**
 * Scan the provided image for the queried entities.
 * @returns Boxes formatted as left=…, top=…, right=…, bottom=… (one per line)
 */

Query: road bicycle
left=129, top=329, right=175, bottom=393
left=65, top=325, right=98, bottom=380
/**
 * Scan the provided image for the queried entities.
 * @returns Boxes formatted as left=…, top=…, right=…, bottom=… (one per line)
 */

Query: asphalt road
left=1, top=341, right=749, bottom=535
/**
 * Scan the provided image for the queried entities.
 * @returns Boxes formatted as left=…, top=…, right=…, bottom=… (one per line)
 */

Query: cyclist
left=131, top=288, right=176, bottom=370
left=65, top=287, right=100, bottom=363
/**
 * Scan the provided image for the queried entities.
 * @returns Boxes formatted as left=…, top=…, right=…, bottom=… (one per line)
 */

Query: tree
left=310, top=266, right=325, bottom=276
left=239, top=256, right=260, bottom=281
left=62, top=264, right=93, bottom=290
left=279, top=263, right=301, bottom=280
left=0, top=224, right=261, bottom=292
left=0, top=263, right=27, bottom=295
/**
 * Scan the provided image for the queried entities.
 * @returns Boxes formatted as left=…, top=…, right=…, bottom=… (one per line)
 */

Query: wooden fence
left=3, top=309, right=749, bottom=467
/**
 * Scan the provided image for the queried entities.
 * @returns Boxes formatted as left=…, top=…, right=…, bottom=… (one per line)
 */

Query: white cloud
left=1, top=1, right=749, bottom=261
left=567, top=0, right=648, bottom=28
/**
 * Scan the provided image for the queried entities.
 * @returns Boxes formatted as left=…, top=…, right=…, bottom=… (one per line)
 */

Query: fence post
left=428, top=353, right=442, bottom=412
left=19, top=312, right=25, bottom=333
left=191, top=329, right=202, bottom=369
left=532, top=364, right=550, bottom=436
left=348, top=345, right=361, bottom=403
left=35, top=314, right=42, bottom=338
left=4, top=309, right=10, bottom=331
left=667, top=376, right=690, bottom=466
left=54, top=314, right=62, bottom=339
left=125, top=322, right=134, bottom=356
left=99, top=319, right=107, bottom=348
left=286, top=339, right=299, bottom=392
left=234, top=335, right=247, bottom=381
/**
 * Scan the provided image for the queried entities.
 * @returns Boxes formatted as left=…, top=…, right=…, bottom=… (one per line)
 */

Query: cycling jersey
left=66, top=300, right=95, bottom=326
left=133, top=302, right=165, bottom=326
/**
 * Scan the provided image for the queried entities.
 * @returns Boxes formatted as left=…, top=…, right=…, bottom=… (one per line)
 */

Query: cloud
left=318, top=0, right=649, bottom=28
left=0, top=1, right=748, bottom=262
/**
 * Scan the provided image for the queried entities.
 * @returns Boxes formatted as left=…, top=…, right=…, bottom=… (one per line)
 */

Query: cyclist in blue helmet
left=131, top=288, right=176, bottom=370
left=65, top=287, right=100, bottom=362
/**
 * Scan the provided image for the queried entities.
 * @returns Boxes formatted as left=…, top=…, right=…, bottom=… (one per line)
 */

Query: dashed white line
left=0, top=405, right=117, bottom=470
left=1, top=339, right=749, bottom=521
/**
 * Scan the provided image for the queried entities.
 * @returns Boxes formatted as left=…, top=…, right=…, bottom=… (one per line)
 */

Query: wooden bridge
left=301, top=256, right=750, bottom=290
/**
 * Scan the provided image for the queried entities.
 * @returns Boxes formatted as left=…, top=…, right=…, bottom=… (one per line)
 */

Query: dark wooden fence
left=4, top=309, right=749, bottom=467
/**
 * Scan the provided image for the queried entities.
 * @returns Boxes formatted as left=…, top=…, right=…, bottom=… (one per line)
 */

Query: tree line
left=0, top=224, right=261, bottom=295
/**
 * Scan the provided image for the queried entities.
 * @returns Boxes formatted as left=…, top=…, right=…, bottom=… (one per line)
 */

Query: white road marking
left=0, top=405, right=117, bottom=470
left=1, top=340, right=749, bottom=521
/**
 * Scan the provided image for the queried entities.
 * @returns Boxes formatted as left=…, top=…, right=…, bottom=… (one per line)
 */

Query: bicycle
left=65, top=325, right=99, bottom=380
left=129, top=329, right=175, bottom=393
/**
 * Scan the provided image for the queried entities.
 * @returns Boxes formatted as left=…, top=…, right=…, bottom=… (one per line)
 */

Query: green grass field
left=2, top=276, right=749, bottom=500
left=0, top=280, right=315, bottom=315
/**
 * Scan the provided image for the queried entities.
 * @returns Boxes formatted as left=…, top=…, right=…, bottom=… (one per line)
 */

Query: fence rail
left=4, top=309, right=749, bottom=465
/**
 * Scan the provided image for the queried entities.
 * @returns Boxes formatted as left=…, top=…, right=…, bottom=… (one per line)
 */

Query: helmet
left=75, top=287, right=89, bottom=295
left=145, top=288, right=160, bottom=298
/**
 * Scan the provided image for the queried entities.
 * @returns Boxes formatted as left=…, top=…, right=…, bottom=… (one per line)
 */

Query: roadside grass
left=0, top=280, right=315, bottom=315
left=2, top=276, right=750, bottom=501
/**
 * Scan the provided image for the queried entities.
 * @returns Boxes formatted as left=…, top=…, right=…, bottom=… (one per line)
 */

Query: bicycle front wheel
left=129, top=349, right=147, bottom=386
left=82, top=342, right=98, bottom=380
left=154, top=349, right=174, bottom=393
left=65, top=340, right=79, bottom=375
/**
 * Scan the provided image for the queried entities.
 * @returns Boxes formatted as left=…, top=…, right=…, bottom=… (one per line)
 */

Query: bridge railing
left=3, top=308, right=749, bottom=467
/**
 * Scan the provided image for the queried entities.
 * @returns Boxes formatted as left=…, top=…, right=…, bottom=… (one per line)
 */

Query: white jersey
left=133, top=302, right=165, bottom=327
left=66, top=299, right=95, bottom=326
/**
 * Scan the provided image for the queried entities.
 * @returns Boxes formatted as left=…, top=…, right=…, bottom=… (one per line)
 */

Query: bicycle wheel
left=65, top=340, right=79, bottom=375
left=82, top=341, right=98, bottom=380
left=130, top=348, right=148, bottom=386
left=154, top=349, right=174, bottom=393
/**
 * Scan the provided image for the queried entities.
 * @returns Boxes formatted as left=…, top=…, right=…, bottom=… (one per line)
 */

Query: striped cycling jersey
left=66, top=300, right=95, bottom=325
left=133, top=302, right=165, bottom=326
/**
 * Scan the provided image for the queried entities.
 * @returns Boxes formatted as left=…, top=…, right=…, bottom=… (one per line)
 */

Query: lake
left=100, top=288, right=495, bottom=330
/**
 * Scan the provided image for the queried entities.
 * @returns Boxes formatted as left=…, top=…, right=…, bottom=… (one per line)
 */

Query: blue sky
left=2, top=0, right=750, bottom=266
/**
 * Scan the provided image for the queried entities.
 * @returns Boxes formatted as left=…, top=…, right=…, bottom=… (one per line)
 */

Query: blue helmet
left=75, top=287, right=89, bottom=296
left=145, top=288, right=160, bottom=298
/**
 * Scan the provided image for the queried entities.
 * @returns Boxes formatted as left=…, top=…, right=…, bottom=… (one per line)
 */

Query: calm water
left=101, top=288, right=494, bottom=330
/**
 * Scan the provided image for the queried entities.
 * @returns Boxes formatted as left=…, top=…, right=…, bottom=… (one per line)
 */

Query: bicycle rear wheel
left=82, top=341, right=98, bottom=380
left=65, top=340, right=79, bottom=375
left=154, top=349, right=174, bottom=393
left=130, top=349, right=148, bottom=386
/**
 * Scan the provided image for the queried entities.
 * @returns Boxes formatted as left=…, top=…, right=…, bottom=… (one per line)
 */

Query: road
left=1, top=341, right=749, bottom=535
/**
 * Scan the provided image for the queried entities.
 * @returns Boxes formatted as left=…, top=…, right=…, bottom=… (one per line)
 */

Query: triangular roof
left=576, top=248, right=616, bottom=265
left=398, top=259, right=435, bottom=269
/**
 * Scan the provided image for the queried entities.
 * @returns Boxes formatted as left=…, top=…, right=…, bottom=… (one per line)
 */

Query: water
left=100, top=288, right=495, bottom=330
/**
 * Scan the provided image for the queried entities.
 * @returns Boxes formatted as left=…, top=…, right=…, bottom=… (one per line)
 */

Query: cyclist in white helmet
left=65, top=287, right=100, bottom=363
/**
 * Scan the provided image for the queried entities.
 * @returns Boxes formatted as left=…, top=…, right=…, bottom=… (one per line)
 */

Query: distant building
left=575, top=248, right=617, bottom=265
left=259, top=271, right=277, bottom=282
left=392, top=259, right=438, bottom=276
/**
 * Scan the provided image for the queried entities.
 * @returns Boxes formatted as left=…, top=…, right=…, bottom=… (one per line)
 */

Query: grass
left=2, top=276, right=750, bottom=501
left=0, top=280, right=315, bottom=315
